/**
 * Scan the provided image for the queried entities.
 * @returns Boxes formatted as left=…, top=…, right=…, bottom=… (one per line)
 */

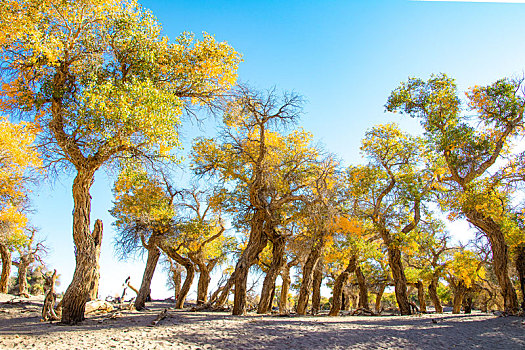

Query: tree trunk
left=42, top=270, right=59, bottom=321
left=17, top=260, right=30, bottom=297
left=311, top=260, right=323, bottom=315
left=416, top=280, right=427, bottom=313
left=279, top=264, right=291, bottom=314
left=173, top=269, right=182, bottom=301
left=258, top=236, right=285, bottom=314
left=135, top=245, right=161, bottom=310
left=355, top=265, right=369, bottom=309
left=268, top=284, right=276, bottom=311
left=88, top=219, right=103, bottom=301
left=515, top=243, right=525, bottom=310
left=158, top=241, right=194, bottom=309
left=177, top=262, right=195, bottom=309
left=341, top=290, right=348, bottom=311
left=61, top=170, right=99, bottom=324
left=463, top=291, right=473, bottom=314
left=375, top=284, right=385, bottom=313
left=386, top=243, right=411, bottom=315
left=452, top=280, right=467, bottom=314
left=329, top=256, right=356, bottom=316
left=0, top=243, right=12, bottom=293
left=196, top=265, right=211, bottom=305
left=464, top=209, right=518, bottom=314
left=214, top=274, right=235, bottom=307
left=232, top=210, right=268, bottom=315
left=297, top=236, right=325, bottom=315
left=428, top=277, right=443, bottom=313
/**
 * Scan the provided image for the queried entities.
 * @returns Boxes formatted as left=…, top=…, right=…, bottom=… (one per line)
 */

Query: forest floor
left=0, top=294, right=524, bottom=349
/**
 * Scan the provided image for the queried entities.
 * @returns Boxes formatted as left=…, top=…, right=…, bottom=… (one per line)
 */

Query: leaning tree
left=347, top=124, right=434, bottom=315
left=0, top=0, right=240, bottom=323
left=192, top=87, right=325, bottom=315
left=386, top=74, right=524, bottom=313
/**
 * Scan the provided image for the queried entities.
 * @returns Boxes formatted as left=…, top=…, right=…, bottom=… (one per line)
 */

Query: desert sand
left=1, top=294, right=524, bottom=349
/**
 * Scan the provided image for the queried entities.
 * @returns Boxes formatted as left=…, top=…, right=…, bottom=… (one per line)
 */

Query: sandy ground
left=1, top=294, right=524, bottom=350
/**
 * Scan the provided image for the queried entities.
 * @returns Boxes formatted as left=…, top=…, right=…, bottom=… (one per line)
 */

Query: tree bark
left=385, top=242, right=411, bottom=315
left=0, top=243, right=12, bottom=294
left=375, top=284, right=385, bottom=313
left=269, top=284, right=276, bottom=311
left=297, top=236, right=325, bottom=315
left=196, top=264, right=212, bottom=305
left=451, top=280, right=467, bottom=314
left=355, top=265, right=369, bottom=309
left=61, top=170, right=101, bottom=324
left=158, top=241, right=195, bottom=309
left=279, top=263, right=291, bottom=314
left=462, top=290, right=473, bottom=314
left=17, top=260, right=30, bottom=297
left=135, top=244, right=161, bottom=310
left=177, top=262, right=195, bottom=309
left=214, top=274, right=234, bottom=307
left=416, top=280, right=427, bottom=313
left=515, top=243, right=525, bottom=310
left=88, top=219, right=103, bottom=301
left=428, top=277, right=443, bottom=313
left=42, top=270, right=59, bottom=321
left=341, top=290, right=348, bottom=311
left=329, top=256, right=356, bottom=316
left=171, top=263, right=182, bottom=301
left=232, top=210, right=268, bottom=315
left=464, top=209, right=518, bottom=314
left=258, top=236, right=285, bottom=314
left=311, top=260, right=323, bottom=315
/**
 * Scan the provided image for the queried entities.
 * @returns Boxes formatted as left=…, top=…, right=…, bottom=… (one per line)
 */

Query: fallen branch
left=98, top=311, right=122, bottom=323
left=149, top=308, right=168, bottom=326
left=351, top=308, right=377, bottom=316
left=191, top=303, right=230, bottom=312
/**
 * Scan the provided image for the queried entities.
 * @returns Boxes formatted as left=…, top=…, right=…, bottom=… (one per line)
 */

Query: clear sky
left=27, top=0, right=525, bottom=299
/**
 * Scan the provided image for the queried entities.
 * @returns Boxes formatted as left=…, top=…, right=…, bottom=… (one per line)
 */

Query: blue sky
left=28, top=0, right=525, bottom=299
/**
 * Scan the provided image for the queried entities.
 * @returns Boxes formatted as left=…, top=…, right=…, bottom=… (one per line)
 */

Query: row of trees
left=109, top=76, right=524, bottom=318
left=0, top=0, right=524, bottom=324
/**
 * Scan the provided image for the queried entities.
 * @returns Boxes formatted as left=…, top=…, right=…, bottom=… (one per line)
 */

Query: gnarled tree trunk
left=170, top=261, right=182, bottom=301
left=0, top=243, right=12, bottom=294
left=88, top=219, right=103, bottom=301
left=17, top=259, right=30, bottom=297
left=451, top=280, right=467, bottom=314
left=297, top=236, right=325, bottom=315
left=386, top=242, right=411, bottom=315
left=515, top=243, right=525, bottom=310
left=42, top=269, right=59, bottom=321
left=428, top=277, right=443, bottom=313
left=214, top=274, right=235, bottom=307
left=177, top=262, right=195, bottom=309
left=311, top=260, right=323, bottom=315
left=258, top=236, right=285, bottom=314
left=232, top=210, right=268, bottom=315
left=159, top=241, right=195, bottom=309
left=416, top=280, right=426, bottom=313
left=195, top=261, right=216, bottom=305
left=463, top=290, right=473, bottom=314
left=464, top=209, right=518, bottom=314
left=375, top=284, right=385, bottom=313
left=279, top=263, right=292, bottom=314
left=135, top=244, right=161, bottom=310
left=355, top=265, right=369, bottom=309
left=329, top=256, right=356, bottom=316
left=61, top=170, right=99, bottom=324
